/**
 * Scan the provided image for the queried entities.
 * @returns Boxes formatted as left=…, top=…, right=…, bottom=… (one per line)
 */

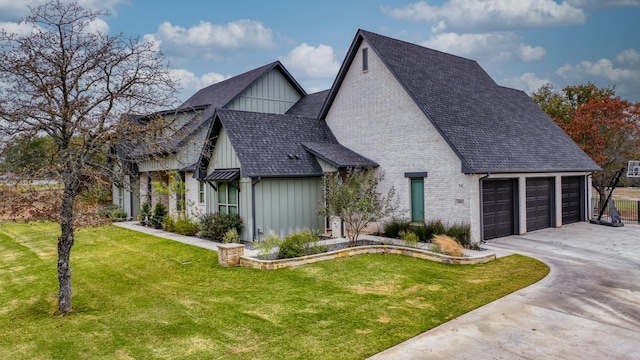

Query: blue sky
left=1, top=0, right=639, bottom=102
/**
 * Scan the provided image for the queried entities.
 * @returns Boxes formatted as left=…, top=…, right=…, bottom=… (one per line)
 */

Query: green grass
left=0, top=222, right=549, bottom=359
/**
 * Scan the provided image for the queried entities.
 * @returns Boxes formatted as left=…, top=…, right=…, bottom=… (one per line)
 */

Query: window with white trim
left=217, top=183, right=238, bottom=214
left=116, top=187, right=124, bottom=209
left=199, top=181, right=205, bottom=204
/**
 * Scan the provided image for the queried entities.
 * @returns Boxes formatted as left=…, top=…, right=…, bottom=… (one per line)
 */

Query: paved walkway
left=114, top=221, right=256, bottom=257
left=113, top=221, right=489, bottom=259
left=369, top=222, right=640, bottom=360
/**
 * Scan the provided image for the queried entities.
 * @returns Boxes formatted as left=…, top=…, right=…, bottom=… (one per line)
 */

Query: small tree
left=319, top=169, right=397, bottom=247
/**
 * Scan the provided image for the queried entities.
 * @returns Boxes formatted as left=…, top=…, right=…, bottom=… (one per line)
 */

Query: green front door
left=411, top=178, right=424, bottom=222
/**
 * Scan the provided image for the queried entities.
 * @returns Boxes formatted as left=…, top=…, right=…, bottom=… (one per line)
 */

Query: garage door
left=562, top=176, right=583, bottom=224
left=526, top=178, right=553, bottom=231
left=483, top=179, right=516, bottom=240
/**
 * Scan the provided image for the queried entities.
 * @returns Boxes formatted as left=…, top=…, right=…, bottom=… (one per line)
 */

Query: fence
left=592, top=198, right=640, bottom=224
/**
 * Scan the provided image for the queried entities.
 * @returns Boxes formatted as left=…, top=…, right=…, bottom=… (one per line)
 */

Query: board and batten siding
left=315, top=157, right=338, bottom=173
left=253, top=178, right=324, bottom=240
left=204, top=127, right=253, bottom=240
left=204, top=126, right=243, bottom=212
left=227, top=70, right=302, bottom=114
left=208, top=127, right=241, bottom=170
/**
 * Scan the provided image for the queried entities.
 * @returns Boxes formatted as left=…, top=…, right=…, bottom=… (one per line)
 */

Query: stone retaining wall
left=223, top=245, right=496, bottom=270
left=217, top=243, right=245, bottom=267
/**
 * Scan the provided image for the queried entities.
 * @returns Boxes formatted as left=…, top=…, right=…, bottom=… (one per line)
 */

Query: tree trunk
left=57, top=216, right=73, bottom=315
left=598, top=189, right=607, bottom=212
left=57, top=171, right=79, bottom=315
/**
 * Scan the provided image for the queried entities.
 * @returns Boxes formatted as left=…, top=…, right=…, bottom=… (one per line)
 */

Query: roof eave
left=245, top=172, right=325, bottom=179
left=464, top=167, right=602, bottom=175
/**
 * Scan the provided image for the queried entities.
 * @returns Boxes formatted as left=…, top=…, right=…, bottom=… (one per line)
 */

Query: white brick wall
left=325, top=40, right=482, bottom=241
left=184, top=174, right=205, bottom=219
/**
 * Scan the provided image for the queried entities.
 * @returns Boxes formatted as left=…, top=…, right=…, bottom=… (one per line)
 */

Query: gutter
left=251, top=177, right=262, bottom=241
left=478, top=173, right=490, bottom=243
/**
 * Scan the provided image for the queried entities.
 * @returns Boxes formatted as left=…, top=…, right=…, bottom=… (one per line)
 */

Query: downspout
left=251, top=177, right=262, bottom=241
left=478, top=172, right=490, bottom=243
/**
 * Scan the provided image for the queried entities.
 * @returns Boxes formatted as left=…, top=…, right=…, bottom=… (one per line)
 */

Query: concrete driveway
left=370, top=222, right=640, bottom=359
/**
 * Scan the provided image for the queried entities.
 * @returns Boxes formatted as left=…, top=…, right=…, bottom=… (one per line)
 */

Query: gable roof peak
left=321, top=29, right=599, bottom=173
left=178, top=60, right=305, bottom=110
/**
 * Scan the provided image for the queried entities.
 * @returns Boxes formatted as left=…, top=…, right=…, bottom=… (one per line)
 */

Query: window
left=362, top=47, right=368, bottom=72
left=116, top=187, right=124, bottom=209
left=217, top=183, right=238, bottom=214
left=199, top=181, right=205, bottom=204
left=176, top=172, right=186, bottom=212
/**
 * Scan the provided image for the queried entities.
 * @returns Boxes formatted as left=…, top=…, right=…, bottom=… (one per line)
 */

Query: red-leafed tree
left=532, top=83, right=640, bottom=205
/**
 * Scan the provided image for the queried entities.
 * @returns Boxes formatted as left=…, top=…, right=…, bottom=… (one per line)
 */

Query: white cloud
left=0, top=21, right=35, bottom=36
left=0, top=0, right=127, bottom=21
left=616, top=49, right=640, bottom=66
left=85, top=17, right=109, bottom=34
left=503, top=72, right=552, bottom=94
left=169, top=68, right=230, bottom=101
left=423, top=32, right=513, bottom=60
left=557, top=58, right=639, bottom=83
left=567, top=0, right=640, bottom=9
left=422, top=32, right=545, bottom=63
left=151, top=20, right=275, bottom=53
left=383, top=0, right=586, bottom=33
left=518, top=45, right=547, bottom=62
left=0, top=17, right=109, bottom=35
left=556, top=50, right=640, bottom=101
left=279, top=43, right=341, bottom=78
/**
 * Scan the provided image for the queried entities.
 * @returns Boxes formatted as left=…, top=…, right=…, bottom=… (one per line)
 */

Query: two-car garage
left=482, top=175, right=587, bottom=240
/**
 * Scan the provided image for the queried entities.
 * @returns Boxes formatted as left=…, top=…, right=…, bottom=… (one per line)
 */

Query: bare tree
left=0, top=1, right=178, bottom=315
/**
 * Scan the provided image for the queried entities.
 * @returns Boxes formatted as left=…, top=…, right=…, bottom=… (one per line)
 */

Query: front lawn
left=0, top=222, right=548, bottom=359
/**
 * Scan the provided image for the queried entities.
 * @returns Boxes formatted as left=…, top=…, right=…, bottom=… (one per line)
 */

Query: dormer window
left=362, top=47, right=368, bottom=72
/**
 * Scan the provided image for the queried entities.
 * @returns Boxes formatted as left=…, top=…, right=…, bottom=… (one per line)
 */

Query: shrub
left=139, top=202, right=151, bottom=225
left=97, top=203, right=118, bottom=218
left=222, top=228, right=239, bottom=244
left=150, top=202, right=167, bottom=229
left=163, top=215, right=176, bottom=232
left=429, top=243, right=443, bottom=254
left=433, top=234, right=464, bottom=257
left=199, top=213, right=243, bottom=241
left=383, top=217, right=411, bottom=239
left=410, top=222, right=429, bottom=242
left=277, top=230, right=326, bottom=259
left=399, top=231, right=419, bottom=248
left=446, top=222, right=472, bottom=247
left=174, top=217, right=200, bottom=236
left=254, top=232, right=282, bottom=260
left=424, top=219, right=446, bottom=240
left=109, top=207, right=127, bottom=221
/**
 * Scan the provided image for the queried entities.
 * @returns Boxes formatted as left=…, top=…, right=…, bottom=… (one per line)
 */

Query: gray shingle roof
left=127, top=61, right=306, bottom=160
left=302, top=142, right=378, bottom=168
left=211, top=109, right=371, bottom=178
left=286, top=89, right=330, bottom=118
left=321, top=29, right=600, bottom=173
